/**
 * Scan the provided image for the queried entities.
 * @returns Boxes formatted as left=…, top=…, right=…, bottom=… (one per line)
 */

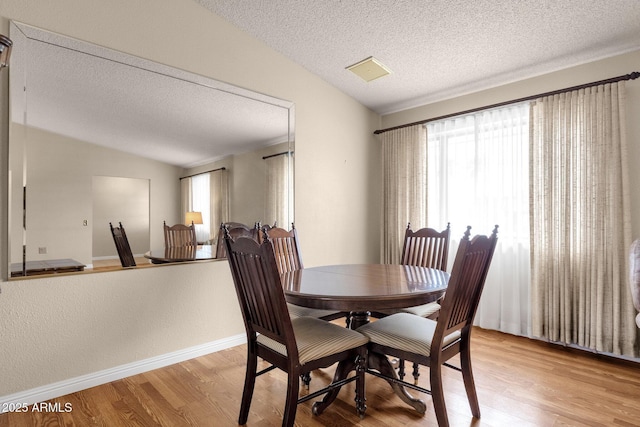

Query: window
left=426, top=103, right=531, bottom=334
left=181, top=169, right=229, bottom=244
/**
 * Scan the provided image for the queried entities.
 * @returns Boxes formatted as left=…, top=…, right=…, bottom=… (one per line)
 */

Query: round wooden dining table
left=280, top=263, right=450, bottom=415
left=281, top=263, right=449, bottom=328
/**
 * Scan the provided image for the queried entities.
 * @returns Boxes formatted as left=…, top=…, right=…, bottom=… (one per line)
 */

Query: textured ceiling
left=196, top=0, right=640, bottom=114
left=10, top=22, right=291, bottom=169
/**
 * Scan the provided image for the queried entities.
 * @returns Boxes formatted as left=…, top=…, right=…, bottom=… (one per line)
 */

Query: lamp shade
left=185, top=211, right=203, bottom=225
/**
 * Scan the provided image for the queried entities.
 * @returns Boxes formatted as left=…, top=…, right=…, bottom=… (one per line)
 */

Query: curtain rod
left=262, top=150, right=293, bottom=160
left=179, top=167, right=226, bottom=180
left=374, top=71, right=640, bottom=135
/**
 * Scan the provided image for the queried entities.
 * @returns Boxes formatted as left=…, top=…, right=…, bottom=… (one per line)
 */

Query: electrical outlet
left=38, top=247, right=47, bottom=254
left=83, top=219, right=88, bottom=226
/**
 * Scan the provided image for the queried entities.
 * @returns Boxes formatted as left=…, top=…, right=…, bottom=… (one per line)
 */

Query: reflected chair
left=223, top=230, right=368, bottom=426
left=109, top=222, right=136, bottom=268
left=163, top=221, right=197, bottom=248
left=215, top=222, right=259, bottom=259
left=358, top=225, right=498, bottom=427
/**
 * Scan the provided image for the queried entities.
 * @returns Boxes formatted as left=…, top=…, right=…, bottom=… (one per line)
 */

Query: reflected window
left=181, top=169, right=229, bottom=244
left=264, top=151, right=294, bottom=227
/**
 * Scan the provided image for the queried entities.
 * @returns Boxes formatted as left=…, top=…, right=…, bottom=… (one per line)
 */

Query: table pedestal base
left=320, top=310, right=426, bottom=416
left=367, top=352, right=427, bottom=414
left=347, top=311, right=371, bottom=329
left=312, top=353, right=367, bottom=418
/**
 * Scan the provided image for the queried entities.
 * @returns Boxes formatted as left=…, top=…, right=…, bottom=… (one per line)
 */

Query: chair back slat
left=110, top=222, right=136, bottom=267
left=436, top=226, right=498, bottom=341
left=263, top=225, right=304, bottom=275
left=164, top=221, right=197, bottom=248
left=224, top=231, right=297, bottom=356
left=401, top=223, right=451, bottom=271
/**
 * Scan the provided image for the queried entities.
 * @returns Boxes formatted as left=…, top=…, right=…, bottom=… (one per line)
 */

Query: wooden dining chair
left=264, top=225, right=347, bottom=389
left=223, top=229, right=368, bottom=426
left=163, top=221, right=197, bottom=248
left=373, top=223, right=451, bottom=382
left=264, top=225, right=346, bottom=319
left=358, top=225, right=498, bottom=427
left=257, top=220, right=277, bottom=241
left=398, top=222, right=451, bottom=319
left=373, top=223, right=451, bottom=319
left=215, top=222, right=259, bottom=259
left=109, top=222, right=136, bottom=268
left=265, top=224, right=303, bottom=275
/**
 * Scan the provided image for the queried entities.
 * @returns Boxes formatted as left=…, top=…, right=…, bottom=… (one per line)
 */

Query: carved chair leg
left=412, top=362, right=420, bottom=385
left=355, top=350, right=367, bottom=418
left=398, top=359, right=406, bottom=380
left=301, top=372, right=311, bottom=390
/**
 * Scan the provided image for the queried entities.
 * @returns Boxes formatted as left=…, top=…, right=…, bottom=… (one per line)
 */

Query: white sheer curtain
left=209, top=169, right=229, bottom=240
left=427, top=103, right=531, bottom=335
left=530, top=82, right=638, bottom=357
left=191, top=173, right=211, bottom=243
left=180, top=177, right=192, bottom=220
left=182, top=169, right=229, bottom=244
left=265, top=153, right=294, bottom=228
left=380, top=125, right=427, bottom=264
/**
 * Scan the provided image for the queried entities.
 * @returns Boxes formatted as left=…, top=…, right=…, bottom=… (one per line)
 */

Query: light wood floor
left=90, top=257, right=154, bottom=272
left=2, top=328, right=639, bottom=426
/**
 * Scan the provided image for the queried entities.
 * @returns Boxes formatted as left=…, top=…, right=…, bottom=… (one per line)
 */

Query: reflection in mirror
left=92, top=176, right=150, bottom=258
left=7, top=21, right=294, bottom=278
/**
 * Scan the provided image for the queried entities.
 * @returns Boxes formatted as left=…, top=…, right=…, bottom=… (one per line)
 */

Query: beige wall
left=0, top=0, right=380, bottom=399
left=92, top=176, right=150, bottom=258
left=10, top=125, right=181, bottom=265
left=382, top=50, right=640, bottom=238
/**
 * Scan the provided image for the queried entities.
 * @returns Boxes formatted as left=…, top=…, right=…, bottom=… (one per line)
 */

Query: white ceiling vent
left=346, top=56, right=391, bottom=82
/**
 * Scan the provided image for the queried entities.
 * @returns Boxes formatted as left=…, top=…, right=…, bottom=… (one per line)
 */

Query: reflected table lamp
left=185, top=211, right=203, bottom=226
left=185, top=211, right=204, bottom=244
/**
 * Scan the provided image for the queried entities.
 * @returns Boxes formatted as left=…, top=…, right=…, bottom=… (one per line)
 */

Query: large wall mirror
left=7, top=21, right=294, bottom=279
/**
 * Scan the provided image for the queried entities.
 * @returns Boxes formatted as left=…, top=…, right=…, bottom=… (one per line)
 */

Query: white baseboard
left=0, top=334, right=246, bottom=412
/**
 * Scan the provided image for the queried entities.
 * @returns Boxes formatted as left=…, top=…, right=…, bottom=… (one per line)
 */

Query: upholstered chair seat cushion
left=357, top=312, right=460, bottom=355
left=630, top=239, right=640, bottom=328
left=400, top=302, right=441, bottom=318
left=257, top=316, right=369, bottom=365
left=286, top=303, right=342, bottom=320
